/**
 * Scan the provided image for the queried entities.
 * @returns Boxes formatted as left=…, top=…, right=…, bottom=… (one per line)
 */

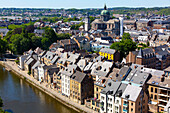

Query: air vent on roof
left=108, top=82, right=111, bottom=86
left=125, top=94, right=129, bottom=98
left=140, top=81, right=143, bottom=84
left=152, top=81, right=155, bottom=84
left=143, top=75, right=146, bottom=79
left=109, top=90, right=113, bottom=94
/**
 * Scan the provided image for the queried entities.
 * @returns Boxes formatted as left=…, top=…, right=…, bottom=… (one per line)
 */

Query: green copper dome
left=101, top=10, right=110, bottom=15
left=101, top=4, right=110, bottom=16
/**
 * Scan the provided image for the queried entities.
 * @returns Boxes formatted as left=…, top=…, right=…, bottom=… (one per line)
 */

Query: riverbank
left=0, top=60, right=97, bottom=113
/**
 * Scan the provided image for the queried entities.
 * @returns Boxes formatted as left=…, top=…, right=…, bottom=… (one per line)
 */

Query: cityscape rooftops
left=121, top=84, right=142, bottom=102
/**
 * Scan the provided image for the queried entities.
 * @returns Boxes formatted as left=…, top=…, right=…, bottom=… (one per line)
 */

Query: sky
left=0, top=0, right=170, bottom=9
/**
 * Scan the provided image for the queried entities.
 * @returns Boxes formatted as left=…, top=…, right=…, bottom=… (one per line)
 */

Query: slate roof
left=47, top=68, right=60, bottom=77
left=125, top=70, right=150, bottom=86
left=95, top=76, right=110, bottom=87
left=115, top=83, right=128, bottom=97
left=71, top=71, right=86, bottom=83
left=119, top=66, right=130, bottom=76
left=77, top=59, right=87, bottom=71
left=108, top=68, right=121, bottom=81
left=42, top=51, right=56, bottom=60
left=121, top=84, right=142, bottom=102
left=100, top=80, right=121, bottom=96
left=91, top=61, right=113, bottom=77
left=100, top=48, right=116, bottom=54
left=32, top=61, right=40, bottom=69
left=25, top=57, right=34, bottom=65
left=137, top=48, right=155, bottom=58
left=84, top=62, right=93, bottom=71
left=50, top=55, right=59, bottom=64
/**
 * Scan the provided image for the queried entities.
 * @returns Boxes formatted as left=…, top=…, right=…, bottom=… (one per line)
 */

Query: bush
left=15, top=60, right=19, bottom=64
left=27, top=71, right=31, bottom=75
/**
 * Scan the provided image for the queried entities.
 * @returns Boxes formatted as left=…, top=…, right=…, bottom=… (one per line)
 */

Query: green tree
left=110, top=33, right=137, bottom=59
left=41, top=37, right=51, bottom=50
left=31, top=36, right=42, bottom=50
left=43, top=28, right=57, bottom=43
left=57, top=33, right=71, bottom=40
left=0, top=39, right=7, bottom=57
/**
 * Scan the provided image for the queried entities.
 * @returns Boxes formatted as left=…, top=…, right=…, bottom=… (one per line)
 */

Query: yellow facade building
left=99, top=48, right=120, bottom=61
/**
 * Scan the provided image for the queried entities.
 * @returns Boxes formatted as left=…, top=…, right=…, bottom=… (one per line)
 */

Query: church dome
left=101, top=10, right=110, bottom=15
left=101, top=4, right=110, bottom=16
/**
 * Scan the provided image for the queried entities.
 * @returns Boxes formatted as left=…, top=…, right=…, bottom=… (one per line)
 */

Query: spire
left=104, top=4, right=107, bottom=10
left=137, top=48, right=143, bottom=58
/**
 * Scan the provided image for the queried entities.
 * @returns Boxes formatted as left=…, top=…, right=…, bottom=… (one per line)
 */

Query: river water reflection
left=0, top=65, right=78, bottom=113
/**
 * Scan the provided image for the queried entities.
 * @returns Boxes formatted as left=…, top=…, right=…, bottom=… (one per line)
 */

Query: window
left=138, top=108, right=140, bottom=111
left=151, top=87, right=153, bottom=92
left=96, top=87, right=98, bottom=92
left=131, top=102, right=133, bottom=106
left=96, top=94, right=98, bottom=99
left=139, top=102, right=140, bottom=105
left=92, top=100, right=95, bottom=105
left=151, top=94, right=153, bottom=99
left=155, top=95, right=157, bottom=100
left=101, top=96, right=104, bottom=100
left=155, top=88, right=157, bottom=93
left=131, top=108, right=133, bottom=112
left=116, top=100, right=119, bottom=104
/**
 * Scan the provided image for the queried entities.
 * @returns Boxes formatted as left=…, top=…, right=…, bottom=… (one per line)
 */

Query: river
left=0, top=65, right=79, bottom=113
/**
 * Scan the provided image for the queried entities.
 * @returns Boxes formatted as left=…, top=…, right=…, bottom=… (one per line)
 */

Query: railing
left=123, top=109, right=127, bottom=112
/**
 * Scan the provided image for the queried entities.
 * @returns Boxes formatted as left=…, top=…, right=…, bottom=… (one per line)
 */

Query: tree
left=41, top=37, right=51, bottom=50
left=110, top=33, right=137, bottom=59
left=57, top=33, right=71, bottom=40
left=0, top=97, right=3, bottom=107
left=31, top=36, right=42, bottom=50
left=43, top=28, right=57, bottom=43
left=0, top=39, right=7, bottom=57
left=70, top=22, right=84, bottom=30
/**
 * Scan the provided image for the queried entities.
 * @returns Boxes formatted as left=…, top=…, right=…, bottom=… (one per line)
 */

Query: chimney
left=134, top=65, right=137, bottom=69
left=61, top=66, right=65, bottom=70
left=161, top=77, right=165, bottom=82
left=101, top=79, right=105, bottom=83
left=69, top=39, right=71, bottom=44
left=73, top=69, right=75, bottom=73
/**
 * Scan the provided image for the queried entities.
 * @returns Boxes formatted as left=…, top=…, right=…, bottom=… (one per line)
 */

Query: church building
left=91, top=4, right=120, bottom=36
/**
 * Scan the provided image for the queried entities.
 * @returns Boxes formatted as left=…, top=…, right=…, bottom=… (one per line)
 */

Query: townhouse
left=99, top=48, right=120, bottom=61
left=70, top=71, right=93, bottom=104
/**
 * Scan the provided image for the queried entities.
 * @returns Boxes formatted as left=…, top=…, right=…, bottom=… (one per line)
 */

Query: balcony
left=123, top=109, right=127, bottom=112
left=158, top=101, right=167, bottom=107
left=123, top=103, right=128, bottom=106
left=158, top=98, right=167, bottom=103
left=159, top=96, right=168, bottom=102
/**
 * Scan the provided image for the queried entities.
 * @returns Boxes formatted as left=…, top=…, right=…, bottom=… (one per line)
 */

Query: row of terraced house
left=18, top=44, right=170, bottom=113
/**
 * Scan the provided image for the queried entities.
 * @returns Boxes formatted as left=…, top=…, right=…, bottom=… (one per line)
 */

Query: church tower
left=85, top=13, right=90, bottom=31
